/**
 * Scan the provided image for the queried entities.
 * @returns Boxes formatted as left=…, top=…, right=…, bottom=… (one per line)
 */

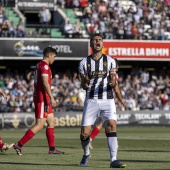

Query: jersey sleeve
left=41, top=63, right=49, bottom=76
left=109, top=57, right=116, bottom=70
left=78, top=59, right=86, bottom=76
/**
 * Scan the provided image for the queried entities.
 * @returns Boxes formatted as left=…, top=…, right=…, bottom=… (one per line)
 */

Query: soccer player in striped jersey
left=79, top=33, right=126, bottom=168
left=13, top=47, right=64, bottom=155
left=89, top=59, right=126, bottom=149
left=0, top=89, right=14, bottom=153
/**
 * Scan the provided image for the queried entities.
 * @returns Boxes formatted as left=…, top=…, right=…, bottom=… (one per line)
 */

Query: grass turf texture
left=0, top=127, right=170, bottom=170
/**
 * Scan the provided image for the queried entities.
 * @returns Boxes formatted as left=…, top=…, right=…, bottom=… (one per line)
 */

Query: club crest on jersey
left=88, top=64, right=91, bottom=67
left=103, top=61, right=107, bottom=67
left=44, top=65, right=48, bottom=70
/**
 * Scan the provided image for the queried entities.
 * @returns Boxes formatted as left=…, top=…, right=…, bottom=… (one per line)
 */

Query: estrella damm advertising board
left=89, top=40, right=170, bottom=61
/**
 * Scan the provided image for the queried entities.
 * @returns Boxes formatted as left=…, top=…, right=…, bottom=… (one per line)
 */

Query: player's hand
left=81, top=74, right=90, bottom=84
left=81, top=74, right=90, bottom=90
left=51, top=98, right=57, bottom=108
left=122, top=101, right=127, bottom=110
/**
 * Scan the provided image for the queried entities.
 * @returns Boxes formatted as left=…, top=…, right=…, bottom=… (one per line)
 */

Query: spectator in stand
left=98, top=0, right=107, bottom=13
left=87, top=21, right=96, bottom=36
left=73, top=20, right=82, bottom=38
left=57, top=0, right=65, bottom=8
left=17, top=21, right=25, bottom=37
left=1, top=19, right=9, bottom=37
left=79, top=0, right=88, bottom=11
left=9, top=21, right=17, bottom=37
left=82, top=3, right=92, bottom=24
left=0, top=75, right=5, bottom=87
left=65, top=0, right=72, bottom=8
left=0, top=5, right=4, bottom=27
left=38, top=6, right=51, bottom=34
left=64, top=20, right=74, bottom=38
left=141, top=68, right=149, bottom=86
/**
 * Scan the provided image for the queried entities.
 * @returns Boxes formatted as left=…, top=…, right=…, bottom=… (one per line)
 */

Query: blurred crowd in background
left=60, top=0, right=170, bottom=40
left=0, top=6, right=25, bottom=37
left=1, top=0, right=170, bottom=39
left=0, top=67, right=170, bottom=113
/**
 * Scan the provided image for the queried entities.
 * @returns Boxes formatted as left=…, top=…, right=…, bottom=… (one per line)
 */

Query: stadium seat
left=5, top=7, right=21, bottom=25
left=51, top=29, right=64, bottom=38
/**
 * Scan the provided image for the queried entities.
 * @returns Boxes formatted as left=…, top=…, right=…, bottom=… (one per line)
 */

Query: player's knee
left=46, top=119, right=55, bottom=128
left=97, top=121, right=103, bottom=130
left=107, top=123, right=117, bottom=132
left=80, top=133, right=89, bottom=141
left=47, top=122, right=54, bottom=128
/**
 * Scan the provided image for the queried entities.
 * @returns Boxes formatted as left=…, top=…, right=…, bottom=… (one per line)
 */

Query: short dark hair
left=43, top=47, right=58, bottom=57
left=90, top=33, right=104, bottom=43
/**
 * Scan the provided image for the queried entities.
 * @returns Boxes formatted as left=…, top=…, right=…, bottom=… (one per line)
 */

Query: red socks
left=19, top=129, right=35, bottom=146
left=90, top=126, right=100, bottom=140
left=46, top=128, right=55, bottom=149
left=0, top=137, right=4, bottom=148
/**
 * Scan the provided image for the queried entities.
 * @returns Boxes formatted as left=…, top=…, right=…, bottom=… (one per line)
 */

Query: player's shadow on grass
left=97, top=159, right=170, bottom=163
left=0, top=162, right=105, bottom=169
left=121, top=150, right=170, bottom=153
left=28, top=146, right=77, bottom=149
left=0, top=162, right=78, bottom=167
left=121, top=160, right=170, bottom=163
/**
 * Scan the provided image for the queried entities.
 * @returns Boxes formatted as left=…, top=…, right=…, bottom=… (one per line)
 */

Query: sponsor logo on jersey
left=103, top=61, right=107, bottom=67
left=44, top=65, right=48, bottom=70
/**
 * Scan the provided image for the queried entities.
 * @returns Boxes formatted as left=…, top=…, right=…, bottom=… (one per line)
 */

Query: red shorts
left=34, top=102, right=53, bottom=118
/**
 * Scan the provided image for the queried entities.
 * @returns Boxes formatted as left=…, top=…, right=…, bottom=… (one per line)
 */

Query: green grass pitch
left=1, top=126, right=170, bottom=170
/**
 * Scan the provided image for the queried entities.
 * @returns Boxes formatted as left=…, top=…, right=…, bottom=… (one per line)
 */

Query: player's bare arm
left=114, top=85, right=126, bottom=108
left=109, top=69, right=117, bottom=88
left=41, top=76, right=57, bottom=108
left=81, top=74, right=90, bottom=90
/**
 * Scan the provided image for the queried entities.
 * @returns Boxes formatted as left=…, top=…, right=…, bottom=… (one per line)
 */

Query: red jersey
left=33, top=60, right=52, bottom=103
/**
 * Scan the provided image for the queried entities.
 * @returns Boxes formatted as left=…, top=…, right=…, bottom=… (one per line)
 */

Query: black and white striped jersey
left=79, top=54, right=116, bottom=99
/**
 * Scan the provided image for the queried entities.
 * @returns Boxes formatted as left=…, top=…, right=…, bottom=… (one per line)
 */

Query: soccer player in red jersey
left=0, top=89, right=14, bottom=153
left=13, top=47, right=64, bottom=155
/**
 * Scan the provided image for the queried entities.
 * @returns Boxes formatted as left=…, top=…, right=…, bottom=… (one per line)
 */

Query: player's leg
left=46, top=112, right=64, bottom=154
left=89, top=118, right=102, bottom=149
left=13, top=118, right=46, bottom=155
left=0, top=136, right=13, bottom=153
left=106, top=119, right=118, bottom=162
left=80, top=99, right=99, bottom=166
left=13, top=102, right=47, bottom=155
left=80, top=125, right=92, bottom=166
left=101, top=99, right=126, bottom=168
left=107, top=119, right=126, bottom=168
